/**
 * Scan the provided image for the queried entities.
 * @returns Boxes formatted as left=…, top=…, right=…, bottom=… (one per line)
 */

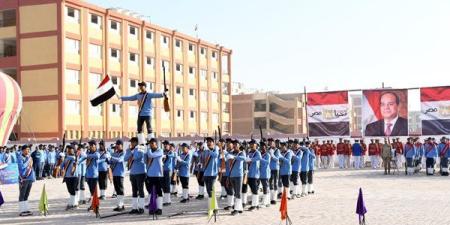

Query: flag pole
left=304, top=86, right=309, bottom=138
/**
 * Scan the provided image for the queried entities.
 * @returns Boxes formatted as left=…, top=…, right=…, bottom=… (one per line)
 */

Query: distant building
left=232, top=92, right=306, bottom=135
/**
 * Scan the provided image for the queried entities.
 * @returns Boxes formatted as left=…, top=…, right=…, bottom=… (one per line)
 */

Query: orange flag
left=280, top=188, right=288, bottom=221
left=91, top=187, right=100, bottom=217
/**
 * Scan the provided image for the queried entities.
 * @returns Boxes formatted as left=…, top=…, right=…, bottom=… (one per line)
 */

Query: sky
left=88, top=0, right=450, bottom=109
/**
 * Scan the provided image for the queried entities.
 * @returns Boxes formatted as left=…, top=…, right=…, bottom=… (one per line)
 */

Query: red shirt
left=336, top=143, right=345, bottom=155
left=368, top=143, right=377, bottom=156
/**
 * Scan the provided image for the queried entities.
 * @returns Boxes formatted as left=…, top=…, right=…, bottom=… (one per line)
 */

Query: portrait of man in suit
left=364, top=91, right=408, bottom=136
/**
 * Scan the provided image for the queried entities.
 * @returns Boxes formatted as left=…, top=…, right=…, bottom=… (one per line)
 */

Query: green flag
left=39, top=184, right=48, bottom=216
left=208, top=185, right=218, bottom=220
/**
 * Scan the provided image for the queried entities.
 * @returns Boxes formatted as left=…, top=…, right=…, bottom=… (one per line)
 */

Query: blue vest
left=425, top=143, right=438, bottom=158
left=259, top=151, right=271, bottom=179
left=146, top=148, right=163, bottom=177
left=124, top=146, right=146, bottom=175
left=86, top=152, right=100, bottom=178
left=163, top=151, right=175, bottom=171
left=61, top=155, right=79, bottom=178
left=247, top=150, right=261, bottom=179
left=269, top=148, right=280, bottom=170
left=203, top=146, right=219, bottom=177
left=98, top=151, right=110, bottom=172
left=279, top=150, right=292, bottom=176
left=404, top=143, right=416, bottom=159
left=110, top=151, right=125, bottom=177
left=229, top=151, right=246, bottom=178
left=121, top=92, right=164, bottom=117
left=291, top=149, right=303, bottom=172
left=18, top=154, right=36, bottom=182
left=177, top=152, right=192, bottom=178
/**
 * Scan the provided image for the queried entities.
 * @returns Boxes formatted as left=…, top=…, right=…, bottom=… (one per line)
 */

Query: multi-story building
left=350, top=94, right=362, bottom=137
left=232, top=92, right=306, bottom=135
left=408, top=111, right=421, bottom=135
left=0, top=0, right=232, bottom=140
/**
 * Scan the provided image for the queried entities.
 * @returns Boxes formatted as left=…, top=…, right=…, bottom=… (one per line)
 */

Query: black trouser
left=137, top=116, right=152, bottom=133
left=145, top=176, right=163, bottom=197
left=441, top=157, right=449, bottom=168
left=290, top=172, right=299, bottom=185
left=280, top=175, right=289, bottom=188
left=195, top=171, right=205, bottom=187
left=225, top=176, right=234, bottom=195
left=48, top=163, right=55, bottom=177
left=113, top=176, right=124, bottom=195
left=426, top=158, right=435, bottom=170
left=247, top=178, right=259, bottom=195
left=230, top=177, right=242, bottom=199
left=242, top=181, right=248, bottom=194
left=130, top=174, right=146, bottom=198
left=260, top=179, right=269, bottom=194
left=65, top=177, right=78, bottom=196
left=307, top=171, right=313, bottom=184
left=300, top=171, right=308, bottom=185
left=162, top=170, right=172, bottom=193
left=77, top=176, right=85, bottom=191
left=406, top=158, right=414, bottom=167
left=180, top=176, right=189, bottom=189
left=86, top=178, right=98, bottom=196
left=19, top=180, right=33, bottom=201
left=269, top=170, right=278, bottom=190
left=220, top=175, right=228, bottom=188
left=204, top=176, right=216, bottom=198
left=98, top=171, right=108, bottom=191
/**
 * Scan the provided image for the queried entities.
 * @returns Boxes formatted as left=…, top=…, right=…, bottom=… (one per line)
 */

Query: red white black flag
left=307, top=91, right=350, bottom=137
left=421, top=86, right=450, bottom=135
left=90, top=75, right=116, bottom=107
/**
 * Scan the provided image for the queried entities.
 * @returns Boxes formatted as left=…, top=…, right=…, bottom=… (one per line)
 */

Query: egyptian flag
left=307, top=91, right=350, bottom=137
left=90, top=75, right=116, bottom=107
left=421, top=86, right=450, bottom=135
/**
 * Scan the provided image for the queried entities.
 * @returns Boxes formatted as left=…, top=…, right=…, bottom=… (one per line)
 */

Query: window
left=110, top=48, right=120, bottom=61
left=129, top=26, right=137, bottom=37
left=146, top=57, right=154, bottom=67
left=111, top=76, right=120, bottom=89
left=161, top=35, right=168, bottom=47
left=189, top=67, right=195, bottom=75
left=177, top=110, right=183, bottom=118
left=201, top=112, right=208, bottom=122
left=65, top=69, right=80, bottom=85
left=89, top=44, right=102, bottom=59
left=188, top=43, right=195, bottom=52
left=146, top=31, right=153, bottom=40
left=129, top=52, right=139, bottom=64
left=175, top=39, right=181, bottom=48
left=212, top=113, right=219, bottom=124
left=176, top=64, right=183, bottom=73
left=223, top=103, right=230, bottom=113
left=212, top=51, right=217, bottom=59
left=212, top=72, right=217, bottom=80
left=111, top=104, right=121, bottom=115
left=110, top=20, right=120, bottom=32
left=89, top=104, right=102, bottom=116
left=66, top=100, right=80, bottom=115
left=147, top=82, right=154, bottom=91
left=201, top=91, right=208, bottom=101
left=129, top=79, right=137, bottom=88
left=200, top=47, right=206, bottom=55
left=222, top=82, right=229, bottom=95
left=190, top=111, right=196, bottom=120
left=65, top=38, right=80, bottom=54
left=161, top=60, right=170, bottom=72
left=212, top=92, right=218, bottom=102
left=176, top=86, right=183, bottom=95
left=65, top=7, right=80, bottom=23
left=90, top=14, right=102, bottom=28
left=189, top=88, right=195, bottom=97
left=200, top=69, right=207, bottom=80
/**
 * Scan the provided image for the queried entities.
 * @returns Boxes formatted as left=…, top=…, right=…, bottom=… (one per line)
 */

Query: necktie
left=385, top=123, right=392, bottom=136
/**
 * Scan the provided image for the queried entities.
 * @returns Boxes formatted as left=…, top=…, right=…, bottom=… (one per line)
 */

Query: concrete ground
left=1, top=169, right=450, bottom=225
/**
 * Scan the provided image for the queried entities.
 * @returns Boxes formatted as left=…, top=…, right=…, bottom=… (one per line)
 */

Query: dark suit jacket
left=364, top=117, right=408, bottom=137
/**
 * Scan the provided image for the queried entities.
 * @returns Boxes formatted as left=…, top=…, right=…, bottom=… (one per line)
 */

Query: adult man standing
left=352, top=140, right=363, bottom=169
left=336, top=138, right=345, bottom=169
left=121, top=82, right=167, bottom=144
left=364, top=92, right=408, bottom=136
left=381, top=139, right=392, bottom=175
left=18, top=145, right=35, bottom=216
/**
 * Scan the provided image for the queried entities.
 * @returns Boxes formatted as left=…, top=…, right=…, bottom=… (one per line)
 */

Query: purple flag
left=0, top=189, right=4, bottom=207
left=356, top=188, right=367, bottom=225
left=149, top=186, right=157, bottom=214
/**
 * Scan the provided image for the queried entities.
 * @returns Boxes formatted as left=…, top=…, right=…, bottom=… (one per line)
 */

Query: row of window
left=66, top=6, right=218, bottom=58
left=65, top=69, right=229, bottom=94
left=66, top=99, right=220, bottom=122
left=66, top=39, right=223, bottom=74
